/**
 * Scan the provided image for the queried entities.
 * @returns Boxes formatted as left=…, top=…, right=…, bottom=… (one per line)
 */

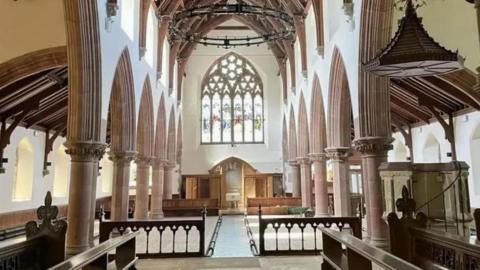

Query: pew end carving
left=0, top=192, right=67, bottom=269
left=388, top=186, right=427, bottom=262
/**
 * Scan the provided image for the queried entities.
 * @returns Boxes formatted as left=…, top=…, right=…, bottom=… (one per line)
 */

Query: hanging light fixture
left=168, top=0, right=295, bottom=49
left=364, top=0, right=464, bottom=78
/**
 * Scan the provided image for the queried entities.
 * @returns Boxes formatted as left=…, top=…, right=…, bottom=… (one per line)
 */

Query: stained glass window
left=201, top=53, right=264, bottom=144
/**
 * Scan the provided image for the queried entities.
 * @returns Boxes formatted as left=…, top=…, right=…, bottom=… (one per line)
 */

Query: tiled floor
left=137, top=256, right=323, bottom=270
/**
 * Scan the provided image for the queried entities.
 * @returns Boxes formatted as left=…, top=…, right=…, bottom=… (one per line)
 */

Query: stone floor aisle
left=211, top=215, right=253, bottom=257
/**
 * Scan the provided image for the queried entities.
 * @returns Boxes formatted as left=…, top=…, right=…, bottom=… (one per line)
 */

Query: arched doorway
left=423, top=134, right=441, bottom=163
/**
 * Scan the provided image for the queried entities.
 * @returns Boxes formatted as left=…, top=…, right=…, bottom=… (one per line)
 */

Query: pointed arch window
left=201, top=53, right=264, bottom=144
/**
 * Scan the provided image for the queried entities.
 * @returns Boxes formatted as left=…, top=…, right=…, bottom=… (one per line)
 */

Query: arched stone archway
left=288, top=106, right=300, bottom=197
left=164, top=106, right=176, bottom=199
left=108, top=48, right=137, bottom=222
left=63, top=0, right=106, bottom=255
left=134, top=75, right=155, bottom=219
left=297, top=92, right=312, bottom=207
left=151, top=94, right=167, bottom=218
left=310, top=74, right=329, bottom=215
left=326, top=47, right=353, bottom=217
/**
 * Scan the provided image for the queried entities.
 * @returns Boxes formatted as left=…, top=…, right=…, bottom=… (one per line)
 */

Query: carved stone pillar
left=134, top=155, right=152, bottom=220
left=288, top=160, right=301, bottom=197
left=163, top=163, right=175, bottom=199
left=298, top=158, right=313, bottom=207
left=309, top=153, right=329, bottom=216
left=109, top=151, right=136, bottom=221
left=325, top=147, right=352, bottom=217
left=354, top=137, right=392, bottom=246
left=65, top=142, right=106, bottom=255
left=150, top=159, right=167, bottom=218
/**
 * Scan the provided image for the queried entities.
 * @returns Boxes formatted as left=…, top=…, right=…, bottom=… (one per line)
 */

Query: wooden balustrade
left=320, top=228, right=421, bottom=270
left=389, top=185, right=480, bottom=269
left=257, top=206, right=361, bottom=255
left=49, top=231, right=139, bottom=270
left=0, top=192, right=67, bottom=270
left=99, top=209, right=206, bottom=258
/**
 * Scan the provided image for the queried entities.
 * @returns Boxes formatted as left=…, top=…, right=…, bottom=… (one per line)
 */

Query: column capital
left=135, top=155, right=153, bottom=167
left=325, top=147, right=351, bottom=162
left=297, top=157, right=312, bottom=166
left=353, top=137, right=393, bottom=156
left=64, top=141, right=107, bottom=162
left=152, top=158, right=169, bottom=168
left=164, top=162, right=177, bottom=170
left=288, top=159, right=299, bottom=166
left=108, top=150, right=136, bottom=163
left=308, top=152, right=326, bottom=162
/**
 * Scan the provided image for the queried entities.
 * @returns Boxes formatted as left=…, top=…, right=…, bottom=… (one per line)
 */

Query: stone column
left=89, top=160, right=100, bottom=247
left=288, top=160, right=301, bottom=197
left=309, top=153, right=329, bottom=216
left=65, top=142, right=106, bottom=255
left=134, top=155, right=152, bottom=220
left=110, top=151, right=136, bottom=221
left=297, top=158, right=313, bottom=207
left=150, top=159, right=167, bottom=218
left=354, top=137, right=392, bottom=247
left=163, top=163, right=175, bottom=199
left=325, top=147, right=351, bottom=217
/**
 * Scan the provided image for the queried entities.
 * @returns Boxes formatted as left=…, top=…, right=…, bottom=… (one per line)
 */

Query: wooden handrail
left=49, top=231, right=140, bottom=270
left=320, top=228, right=421, bottom=270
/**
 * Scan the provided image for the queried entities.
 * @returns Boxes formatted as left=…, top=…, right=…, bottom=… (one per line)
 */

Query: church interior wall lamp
left=365, top=0, right=465, bottom=78
left=169, top=1, right=295, bottom=49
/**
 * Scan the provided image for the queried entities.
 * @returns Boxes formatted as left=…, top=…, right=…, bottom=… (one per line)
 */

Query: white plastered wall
left=181, top=26, right=283, bottom=175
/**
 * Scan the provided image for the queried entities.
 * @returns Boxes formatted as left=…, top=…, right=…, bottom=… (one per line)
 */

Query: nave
left=1, top=0, right=480, bottom=269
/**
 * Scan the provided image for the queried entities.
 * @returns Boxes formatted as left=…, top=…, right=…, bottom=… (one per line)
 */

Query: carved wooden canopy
left=365, top=0, right=464, bottom=78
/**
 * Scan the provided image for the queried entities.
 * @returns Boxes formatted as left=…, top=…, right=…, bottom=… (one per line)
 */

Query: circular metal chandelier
left=170, top=1, right=295, bottom=49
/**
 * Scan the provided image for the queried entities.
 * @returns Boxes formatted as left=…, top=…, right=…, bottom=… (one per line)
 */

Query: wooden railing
left=0, top=192, right=67, bottom=270
left=99, top=209, right=206, bottom=258
left=389, top=186, right=480, bottom=269
left=257, top=206, right=361, bottom=255
left=321, top=228, right=421, bottom=270
left=49, top=231, right=139, bottom=270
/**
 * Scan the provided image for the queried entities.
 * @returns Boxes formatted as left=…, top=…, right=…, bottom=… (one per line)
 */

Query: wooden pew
left=163, top=199, right=219, bottom=217
left=246, top=197, right=302, bottom=215
left=389, top=186, right=480, bottom=269
left=0, top=192, right=67, bottom=269
left=320, top=228, right=421, bottom=270
left=49, top=231, right=140, bottom=270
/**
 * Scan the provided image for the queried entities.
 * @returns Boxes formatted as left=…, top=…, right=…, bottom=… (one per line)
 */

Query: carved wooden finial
left=26, top=191, right=67, bottom=239
left=396, top=186, right=416, bottom=218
